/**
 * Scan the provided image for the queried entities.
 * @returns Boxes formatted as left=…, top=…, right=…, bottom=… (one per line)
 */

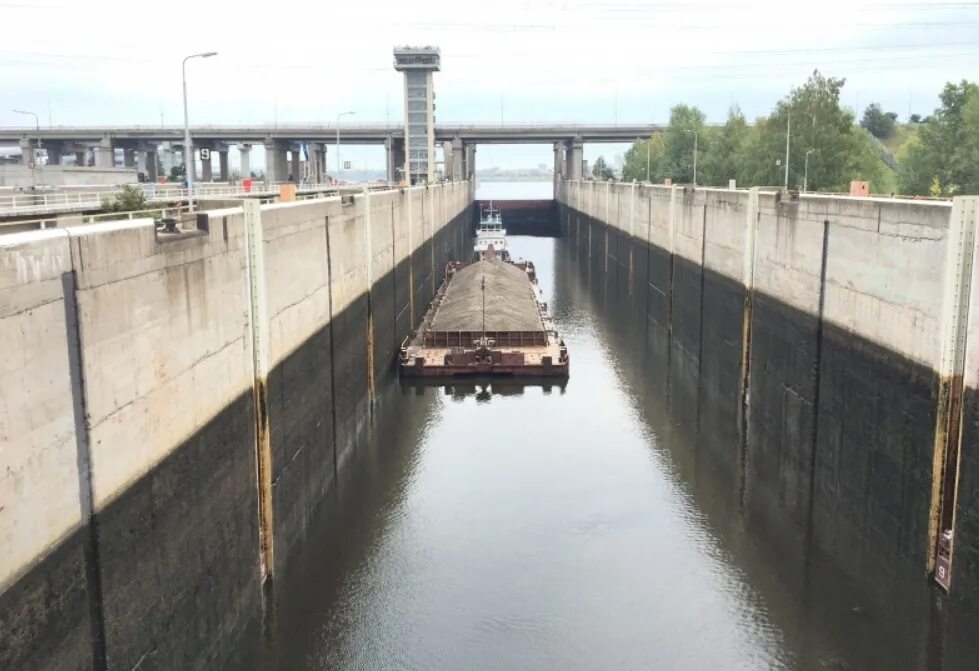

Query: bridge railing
left=0, top=181, right=390, bottom=216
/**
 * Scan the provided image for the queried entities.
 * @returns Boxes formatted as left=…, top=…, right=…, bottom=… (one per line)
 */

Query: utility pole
left=784, top=112, right=791, bottom=190
left=804, top=148, right=814, bottom=193
left=182, top=51, right=218, bottom=214
left=12, top=109, right=40, bottom=164
left=646, top=137, right=650, bottom=182
left=684, top=129, right=698, bottom=186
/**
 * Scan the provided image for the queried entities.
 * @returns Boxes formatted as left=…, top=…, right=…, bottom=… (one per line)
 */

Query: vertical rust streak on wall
left=408, top=190, right=415, bottom=327
left=243, top=199, right=274, bottom=584
left=324, top=215, right=338, bottom=480
left=805, top=219, right=831, bottom=535
left=738, top=189, right=760, bottom=508
left=928, top=197, right=976, bottom=581
left=430, top=188, right=436, bottom=294
left=695, top=201, right=708, bottom=431
left=252, top=379, right=273, bottom=579
left=364, top=192, right=376, bottom=415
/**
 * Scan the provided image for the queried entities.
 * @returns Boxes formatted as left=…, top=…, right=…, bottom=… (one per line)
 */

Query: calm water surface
left=227, top=189, right=979, bottom=670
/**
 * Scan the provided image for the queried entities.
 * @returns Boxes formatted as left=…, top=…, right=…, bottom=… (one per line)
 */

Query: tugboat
left=473, top=203, right=510, bottom=262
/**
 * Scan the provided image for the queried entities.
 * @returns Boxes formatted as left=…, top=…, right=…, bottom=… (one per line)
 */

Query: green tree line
left=616, top=71, right=979, bottom=197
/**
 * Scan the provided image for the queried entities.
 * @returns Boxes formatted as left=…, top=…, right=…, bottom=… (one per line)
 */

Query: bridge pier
left=123, top=147, right=137, bottom=170
left=565, top=137, right=583, bottom=181
left=18, top=138, right=35, bottom=166
left=45, top=141, right=63, bottom=166
left=160, top=143, right=174, bottom=176
left=553, top=142, right=565, bottom=194
left=309, top=143, right=326, bottom=183
left=264, top=139, right=288, bottom=183
left=218, top=148, right=229, bottom=182
left=145, top=147, right=158, bottom=182
left=95, top=134, right=114, bottom=168
left=201, top=147, right=213, bottom=182
left=463, top=143, right=476, bottom=180
left=451, top=137, right=463, bottom=181
left=385, top=135, right=405, bottom=184
left=289, top=147, right=300, bottom=183
left=238, top=143, right=252, bottom=180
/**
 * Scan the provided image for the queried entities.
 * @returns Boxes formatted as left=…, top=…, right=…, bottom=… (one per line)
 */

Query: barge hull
left=401, top=362, right=570, bottom=377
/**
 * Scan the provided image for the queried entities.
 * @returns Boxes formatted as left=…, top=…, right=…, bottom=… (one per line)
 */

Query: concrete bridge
left=0, top=123, right=670, bottom=184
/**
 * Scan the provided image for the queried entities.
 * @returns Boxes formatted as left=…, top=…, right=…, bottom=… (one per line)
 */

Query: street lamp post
left=804, top=149, right=815, bottom=193
left=684, top=129, right=698, bottom=186
left=12, top=109, right=40, bottom=165
left=336, top=111, right=356, bottom=180
left=182, top=51, right=218, bottom=214
left=645, top=137, right=650, bottom=182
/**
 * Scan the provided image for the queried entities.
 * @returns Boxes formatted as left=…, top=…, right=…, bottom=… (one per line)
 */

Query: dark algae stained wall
left=0, top=183, right=473, bottom=670
left=559, top=230, right=979, bottom=669
left=558, top=180, right=979, bottom=612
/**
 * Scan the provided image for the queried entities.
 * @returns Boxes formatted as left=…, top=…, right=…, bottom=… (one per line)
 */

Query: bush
left=100, top=184, right=148, bottom=213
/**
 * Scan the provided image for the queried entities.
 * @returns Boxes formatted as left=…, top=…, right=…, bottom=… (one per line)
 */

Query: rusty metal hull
left=401, top=360, right=570, bottom=377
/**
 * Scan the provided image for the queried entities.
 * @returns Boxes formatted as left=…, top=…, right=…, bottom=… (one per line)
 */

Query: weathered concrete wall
left=0, top=165, right=138, bottom=187
left=558, top=179, right=979, bottom=606
left=0, top=230, right=95, bottom=670
left=0, top=182, right=472, bottom=669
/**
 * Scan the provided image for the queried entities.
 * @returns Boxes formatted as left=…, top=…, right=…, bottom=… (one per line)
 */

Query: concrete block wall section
left=0, top=229, right=95, bottom=670
left=0, top=182, right=473, bottom=670
left=558, top=179, right=979, bottom=607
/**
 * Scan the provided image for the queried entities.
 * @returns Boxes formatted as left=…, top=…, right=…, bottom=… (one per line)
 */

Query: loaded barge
left=400, top=258, right=569, bottom=377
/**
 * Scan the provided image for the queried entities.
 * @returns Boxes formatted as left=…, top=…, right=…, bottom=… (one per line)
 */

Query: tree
left=861, top=103, right=897, bottom=139
left=622, top=134, right=666, bottom=182
left=659, top=104, right=706, bottom=184
left=741, top=70, right=885, bottom=192
left=899, top=80, right=979, bottom=196
left=592, top=155, right=615, bottom=180
left=168, top=164, right=185, bottom=182
left=700, top=106, right=749, bottom=186
left=910, top=113, right=922, bottom=124
left=100, top=184, right=148, bottom=213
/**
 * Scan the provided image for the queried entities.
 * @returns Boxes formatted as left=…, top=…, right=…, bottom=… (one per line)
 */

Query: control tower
left=393, top=46, right=440, bottom=184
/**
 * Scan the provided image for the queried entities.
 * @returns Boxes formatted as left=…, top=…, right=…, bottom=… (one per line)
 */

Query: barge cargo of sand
left=400, top=259, right=569, bottom=377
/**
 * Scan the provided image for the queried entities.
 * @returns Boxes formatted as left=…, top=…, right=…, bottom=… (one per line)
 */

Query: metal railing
left=0, top=181, right=377, bottom=216
left=0, top=181, right=402, bottom=231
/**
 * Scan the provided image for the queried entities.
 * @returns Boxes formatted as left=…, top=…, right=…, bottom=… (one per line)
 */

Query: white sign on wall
left=343, top=160, right=351, bottom=170
left=200, top=148, right=210, bottom=160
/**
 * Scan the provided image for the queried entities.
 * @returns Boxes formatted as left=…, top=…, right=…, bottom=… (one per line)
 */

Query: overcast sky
left=2, top=0, right=978, bottom=169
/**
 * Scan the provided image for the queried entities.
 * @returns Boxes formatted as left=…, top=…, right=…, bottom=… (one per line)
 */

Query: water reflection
left=227, top=235, right=979, bottom=671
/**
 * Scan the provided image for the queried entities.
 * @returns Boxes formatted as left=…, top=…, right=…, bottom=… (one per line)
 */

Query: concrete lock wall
left=0, top=181, right=472, bottom=670
left=558, top=179, right=979, bottom=606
